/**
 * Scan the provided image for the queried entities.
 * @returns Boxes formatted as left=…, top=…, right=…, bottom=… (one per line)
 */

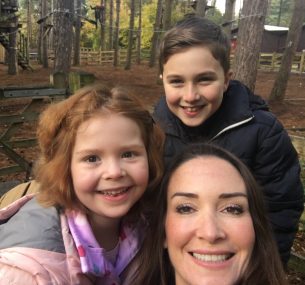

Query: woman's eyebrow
left=170, top=192, right=198, bottom=200
left=219, top=192, right=248, bottom=199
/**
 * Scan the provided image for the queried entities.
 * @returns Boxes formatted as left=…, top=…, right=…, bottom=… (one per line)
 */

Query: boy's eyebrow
left=170, top=192, right=198, bottom=199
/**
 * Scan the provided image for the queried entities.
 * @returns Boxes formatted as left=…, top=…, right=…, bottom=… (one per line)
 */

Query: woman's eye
left=176, top=204, right=195, bottom=214
left=223, top=205, right=244, bottom=215
left=122, top=151, right=134, bottom=158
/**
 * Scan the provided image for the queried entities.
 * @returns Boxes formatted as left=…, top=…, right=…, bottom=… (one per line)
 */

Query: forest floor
left=0, top=63, right=305, bottom=283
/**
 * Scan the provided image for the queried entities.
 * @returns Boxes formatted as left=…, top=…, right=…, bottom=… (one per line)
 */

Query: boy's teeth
left=192, top=253, right=230, bottom=262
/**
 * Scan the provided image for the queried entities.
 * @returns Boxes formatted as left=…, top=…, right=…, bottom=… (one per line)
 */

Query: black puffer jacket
left=153, top=80, right=304, bottom=264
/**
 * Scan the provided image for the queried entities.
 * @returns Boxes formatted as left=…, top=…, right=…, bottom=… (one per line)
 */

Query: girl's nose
left=195, top=213, right=226, bottom=243
left=102, top=159, right=125, bottom=179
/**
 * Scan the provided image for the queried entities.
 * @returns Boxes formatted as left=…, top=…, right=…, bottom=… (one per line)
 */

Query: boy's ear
left=224, top=70, right=233, bottom=91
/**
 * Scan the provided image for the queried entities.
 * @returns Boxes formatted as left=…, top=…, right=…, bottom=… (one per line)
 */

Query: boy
left=153, top=15, right=304, bottom=265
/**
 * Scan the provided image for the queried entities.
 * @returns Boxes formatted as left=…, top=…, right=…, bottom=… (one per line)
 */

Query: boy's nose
left=102, top=159, right=125, bottom=179
left=183, top=84, right=199, bottom=102
left=195, top=213, right=226, bottom=243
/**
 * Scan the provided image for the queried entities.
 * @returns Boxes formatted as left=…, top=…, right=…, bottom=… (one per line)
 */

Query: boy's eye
left=222, top=205, right=244, bottom=215
left=169, top=78, right=183, bottom=85
left=176, top=204, right=195, bottom=214
left=198, top=76, right=213, bottom=83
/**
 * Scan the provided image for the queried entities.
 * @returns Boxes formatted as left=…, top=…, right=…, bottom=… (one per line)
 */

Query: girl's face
left=162, top=46, right=231, bottom=127
left=165, top=156, right=255, bottom=285
left=71, top=113, right=149, bottom=226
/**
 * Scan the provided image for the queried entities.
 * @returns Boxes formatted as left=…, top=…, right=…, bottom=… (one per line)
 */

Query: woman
left=136, top=143, right=288, bottom=285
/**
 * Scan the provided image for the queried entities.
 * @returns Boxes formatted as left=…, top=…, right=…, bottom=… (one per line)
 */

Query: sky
left=214, top=0, right=243, bottom=15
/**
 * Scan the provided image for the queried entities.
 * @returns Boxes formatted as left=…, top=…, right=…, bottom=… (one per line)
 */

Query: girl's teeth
left=100, top=188, right=128, bottom=196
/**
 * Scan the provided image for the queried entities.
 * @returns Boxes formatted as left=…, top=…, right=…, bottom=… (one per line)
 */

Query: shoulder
left=0, top=180, right=40, bottom=209
left=0, top=197, right=65, bottom=253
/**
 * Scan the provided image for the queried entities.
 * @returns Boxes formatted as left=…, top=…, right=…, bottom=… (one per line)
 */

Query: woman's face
left=165, top=156, right=255, bottom=285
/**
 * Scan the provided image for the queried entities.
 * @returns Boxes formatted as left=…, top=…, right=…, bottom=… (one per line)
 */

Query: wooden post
left=300, top=50, right=305, bottom=73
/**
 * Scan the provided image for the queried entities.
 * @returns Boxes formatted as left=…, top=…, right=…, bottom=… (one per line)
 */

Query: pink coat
left=0, top=195, right=143, bottom=285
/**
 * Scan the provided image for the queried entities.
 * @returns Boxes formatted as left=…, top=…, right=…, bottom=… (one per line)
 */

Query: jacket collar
left=153, top=80, right=268, bottom=141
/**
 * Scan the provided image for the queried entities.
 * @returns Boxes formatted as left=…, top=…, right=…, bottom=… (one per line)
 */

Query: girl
left=0, top=85, right=164, bottom=285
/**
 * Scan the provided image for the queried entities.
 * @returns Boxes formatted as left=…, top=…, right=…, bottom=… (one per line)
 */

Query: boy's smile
left=162, top=46, right=231, bottom=127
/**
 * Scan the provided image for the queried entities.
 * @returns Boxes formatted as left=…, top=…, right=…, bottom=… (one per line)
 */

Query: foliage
left=266, top=0, right=293, bottom=27
left=15, top=0, right=225, bottom=51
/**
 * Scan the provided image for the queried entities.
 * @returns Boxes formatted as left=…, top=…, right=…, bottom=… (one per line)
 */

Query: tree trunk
left=113, top=0, right=121, bottom=66
left=195, top=0, right=207, bottom=17
left=269, top=0, right=305, bottom=101
left=233, top=0, right=268, bottom=91
left=125, top=0, right=135, bottom=70
left=223, top=0, right=235, bottom=38
left=100, top=0, right=106, bottom=50
left=26, top=0, right=33, bottom=49
left=53, top=0, right=74, bottom=74
left=164, top=0, right=173, bottom=30
left=8, top=28, right=18, bottom=75
left=37, top=0, right=42, bottom=64
left=149, top=0, right=162, bottom=68
left=108, top=0, right=114, bottom=50
left=73, top=0, right=82, bottom=66
left=41, top=0, right=48, bottom=68
left=136, top=0, right=142, bottom=65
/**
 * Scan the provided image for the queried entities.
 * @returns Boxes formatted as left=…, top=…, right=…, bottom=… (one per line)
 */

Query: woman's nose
left=195, top=213, right=226, bottom=243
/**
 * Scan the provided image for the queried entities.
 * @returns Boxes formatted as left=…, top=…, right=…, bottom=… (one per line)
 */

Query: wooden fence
left=230, top=51, right=305, bottom=73
left=12, top=48, right=305, bottom=72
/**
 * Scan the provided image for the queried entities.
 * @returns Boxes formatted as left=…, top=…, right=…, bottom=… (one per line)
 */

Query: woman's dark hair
left=135, top=143, right=287, bottom=285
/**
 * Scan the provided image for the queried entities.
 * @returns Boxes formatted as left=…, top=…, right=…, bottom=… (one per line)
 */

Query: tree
left=136, top=0, right=142, bottom=64
left=164, top=0, right=173, bottom=30
left=100, top=0, right=106, bottom=50
left=223, top=0, right=235, bottom=38
left=41, top=0, right=48, bottom=68
left=74, top=0, right=82, bottom=66
left=113, top=0, right=121, bottom=66
left=266, top=0, right=292, bottom=26
left=125, top=0, right=135, bottom=70
left=108, top=0, right=114, bottom=49
left=149, top=0, right=162, bottom=68
left=233, top=0, right=268, bottom=91
left=195, top=0, right=207, bottom=17
left=269, top=0, right=305, bottom=101
left=53, top=0, right=74, bottom=74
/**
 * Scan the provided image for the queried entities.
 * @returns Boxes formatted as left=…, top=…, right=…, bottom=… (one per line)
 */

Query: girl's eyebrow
left=219, top=192, right=247, bottom=199
left=170, top=192, right=198, bottom=199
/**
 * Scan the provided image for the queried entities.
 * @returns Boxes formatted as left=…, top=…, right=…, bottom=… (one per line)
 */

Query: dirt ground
left=0, top=63, right=305, bottom=283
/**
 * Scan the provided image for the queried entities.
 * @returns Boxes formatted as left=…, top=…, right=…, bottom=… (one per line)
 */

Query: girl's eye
left=85, top=155, right=100, bottom=163
left=176, top=204, right=195, bottom=214
left=222, top=205, right=244, bottom=215
left=122, top=151, right=134, bottom=158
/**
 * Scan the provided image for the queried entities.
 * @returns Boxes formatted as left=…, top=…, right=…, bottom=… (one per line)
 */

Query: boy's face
left=162, top=46, right=231, bottom=127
